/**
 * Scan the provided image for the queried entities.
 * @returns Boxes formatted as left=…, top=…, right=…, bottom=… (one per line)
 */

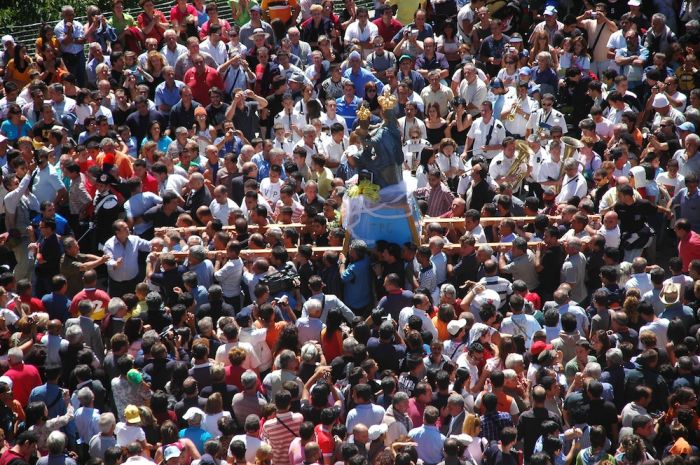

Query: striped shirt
left=416, top=184, right=455, bottom=217
left=478, top=276, right=513, bottom=308
left=262, top=411, right=304, bottom=465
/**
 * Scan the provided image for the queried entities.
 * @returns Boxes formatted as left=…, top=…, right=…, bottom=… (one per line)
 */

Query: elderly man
left=183, top=173, right=213, bottom=220
left=383, top=392, right=413, bottom=445
left=103, top=220, right=152, bottom=297
left=458, top=63, right=487, bottom=116
left=66, top=300, right=105, bottom=361
left=55, top=6, right=88, bottom=86
left=155, top=66, right=185, bottom=115
left=498, top=237, right=539, bottom=291
left=677, top=134, right=700, bottom=177
left=174, top=37, right=217, bottom=80
left=343, top=51, right=384, bottom=99
left=161, top=29, right=187, bottom=67
left=555, top=158, right=588, bottom=204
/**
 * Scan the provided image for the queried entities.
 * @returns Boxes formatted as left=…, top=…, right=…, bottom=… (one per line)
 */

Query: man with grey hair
left=74, top=387, right=100, bottom=449
left=441, top=393, right=466, bottom=436
left=296, top=299, right=324, bottom=344
left=89, top=412, right=117, bottom=460
left=232, top=414, right=263, bottom=463
left=188, top=244, right=215, bottom=290
left=66, top=299, right=105, bottom=362
left=43, top=431, right=74, bottom=465
left=103, top=220, right=152, bottom=297
left=86, top=42, right=110, bottom=88
left=232, top=372, right=267, bottom=426
left=583, top=362, right=615, bottom=403
left=561, top=238, right=587, bottom=304
left=555, top=158, right=587, bottom=204
left=184, top=172, right=213, bottom=219
left=55, top=5, right=87, bottom=86
left=6, top=347, right=42, bottom=407
left=383, top=391, right=413, bottom=445
left=263, top=350, right=304, bottom=398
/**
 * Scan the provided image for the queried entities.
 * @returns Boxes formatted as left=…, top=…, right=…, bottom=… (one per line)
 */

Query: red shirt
left=137, top=10, right=168, bottom=43
left=183, top=66, right=224, bottom=107
left=373, top=17, right=403, bottom=45
left=142, top=172, right=159, bottom=194
left=169, top=4, right=198, bottom=25
left=69, top=288, right=111, bottom=318
left=8, top=296, right=45, bottom=314
left=679, top=230, right=700, bottom=272
left=5, top=363, right=42, bottom=406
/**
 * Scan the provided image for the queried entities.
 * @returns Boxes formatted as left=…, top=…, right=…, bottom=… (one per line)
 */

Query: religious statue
left=354, top=89, right=404, bottom=189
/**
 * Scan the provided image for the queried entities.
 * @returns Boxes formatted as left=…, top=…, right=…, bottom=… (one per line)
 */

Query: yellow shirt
left=310, top=167, right=333, bottom=198
left=388, top=0, right=423, bottom=28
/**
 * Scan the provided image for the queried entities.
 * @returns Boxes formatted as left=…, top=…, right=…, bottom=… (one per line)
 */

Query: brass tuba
left=556, top=136, right=585, bottom=188
left=505, top=140, right=534, bottom=191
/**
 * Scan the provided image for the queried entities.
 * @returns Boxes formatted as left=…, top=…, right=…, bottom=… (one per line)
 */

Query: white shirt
left=638, top=318, right=670, bottom=350
left=115, top=423, right=145, bottom=447
left=274, top=109, right=305, bottom=132
left=599, top=224, right=621, bottom=248
left=536, top=152, right=561, bottom=183
left=398, top=306, right=438, bottom=340
left=488, top=152, right=521, bottom=182
left=527, top=108, right=567, bottom=137
left=214, top=256, right=244, bottom=298
left=555, top=173, right=587, bottom=204
left=594, top=117, right=615, bottom=139
left=214, top=340, right=261, bottom=369
left=501, top=313, right=542, bottom=349
left=210, top=198, right=240, bottom=226
left=320, top=112, right=348, bottom=134
left=435, top=151, right=465, bottom=178
left=199, top=39, right=229, bottom=66
left=466, top=116, right=505, bottom=159
left=398, top=116, right=427, bottom=142
left=231, top=434, right=262, bottom=464
left=239, top=326, right=272, bottom=372
left=161, top=173, right=188, bottom=196
left=324, top=136, right=349, bottom=169
left=656, top=171, right=685, bottom=197
left=259, top=178, right=283, bottom=205
left=343, top=21, right=378, bottom=57
left=625, top=272, right=653, bottom=295
left=502, top=95, right=537, bottom=136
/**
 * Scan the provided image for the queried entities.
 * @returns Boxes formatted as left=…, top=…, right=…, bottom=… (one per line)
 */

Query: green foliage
left=0, top=0, right=140, bottom=30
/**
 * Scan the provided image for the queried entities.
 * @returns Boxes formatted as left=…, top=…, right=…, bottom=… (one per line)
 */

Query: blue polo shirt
left=336, top=95, right=363, bottom=130
left=342, top=68, right=384, bottom=99
left=154, top=80, right=186, bottom=111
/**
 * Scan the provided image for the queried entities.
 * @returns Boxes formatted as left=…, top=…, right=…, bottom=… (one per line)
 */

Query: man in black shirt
left=535, top=227, right=566, bottom=302
left=452, top=234, right=479, bottom=297
left=517, top=386, right=563, bottom=461
left=143, top=191, right=184, bottom=229
left=613, top=184, right=671, bottom=262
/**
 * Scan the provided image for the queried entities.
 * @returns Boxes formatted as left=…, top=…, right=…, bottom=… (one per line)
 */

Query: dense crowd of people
left=0, top=1, right=698, bottom=465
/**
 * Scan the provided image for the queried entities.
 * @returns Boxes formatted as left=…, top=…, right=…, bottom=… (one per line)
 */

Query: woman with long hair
left=24, top=399, right=74, bottom=455
left=321, top=308, right=344, bottom=361
left=35, top=24, right=61, bottom=61
left=424, top=103, right=448, bottom=147
left=274, top=323, right=301, bottom=356
left=415, top=148, right=439, bottom=189
left=570, top=36, right=592, bottom=74
left=437, top=21, right=461, bottom=75
left=144, top=50, right=167, bottom=98
left=496, top=51, right=520, bottom=88
left=295, top=84, right=323, bottom=122
left=5, top=44, right=34, bottom=88
left=615, top=435, right=652, bottom=465
left=202, top=392, right=231, bottom=437
left=0, top=104, right=32, bottom=144
left=124, top=317, right=145, bottom=358
left=446, top=97, right=472, bottom=152
left=530, top=31, right=559, bottom=69
left=142, top=120, right=172, bottom=153
left=463, top=414, right=488, bottom=465
left=362, top=82, right=381, bottom=115
left=591, top=329, right=612, bottom=366
left=37, top=44, right=68, bottom=85
left=153, top=420, right=201, bottom=465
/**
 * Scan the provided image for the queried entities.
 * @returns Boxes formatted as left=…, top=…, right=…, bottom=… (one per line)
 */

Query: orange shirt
left=96, top=150, right=134, bottom=179
left=256, top=320, right=287, bottom=351
left=261, top=0, right=298, bottom=24
left=432, top=316, right=450, bottom=341
left=321, top=328, right=343, bottom=361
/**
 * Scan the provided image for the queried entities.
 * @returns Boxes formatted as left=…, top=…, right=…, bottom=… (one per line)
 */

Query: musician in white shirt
left=465, top=101, right=506, bottom=160
left=489, top=137, right=526, bottom=184
left=501, top=82, right=536, bottom=138
left=526, top=93, right=567, bottom=140
left=555, top=158, right=587, bottom=204
left=536, top=140, right=562, bottom=188
left=294, top=125, right=322, bottom=167
left=272, top=124, right=298, bottom=155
